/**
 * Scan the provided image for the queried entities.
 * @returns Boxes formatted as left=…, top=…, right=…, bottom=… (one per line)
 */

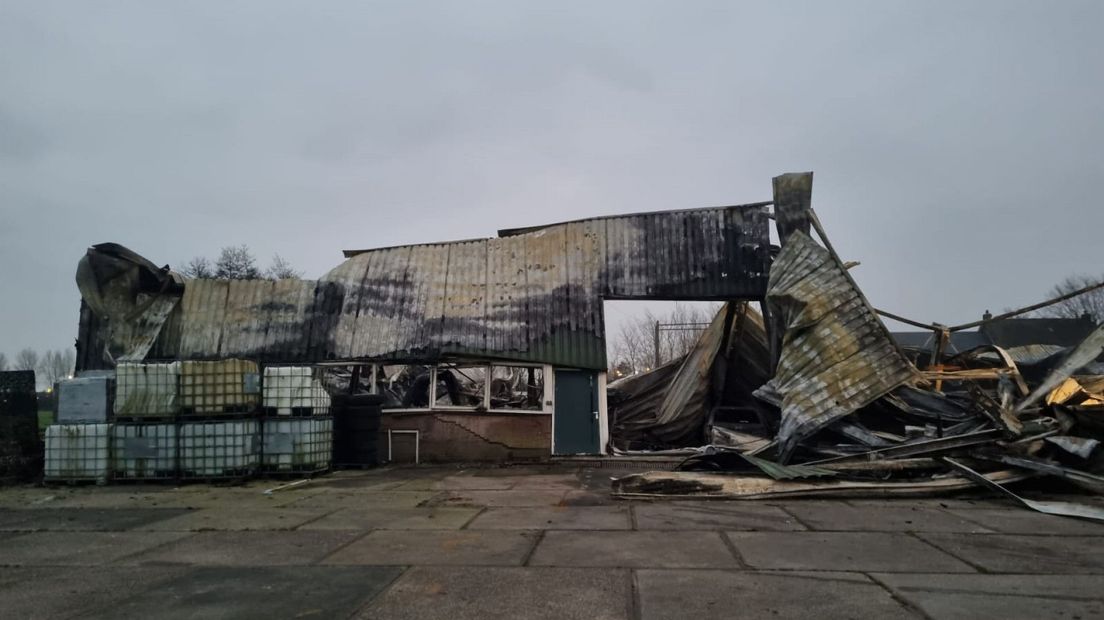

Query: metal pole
left=653, top=321, right=661, bottom=368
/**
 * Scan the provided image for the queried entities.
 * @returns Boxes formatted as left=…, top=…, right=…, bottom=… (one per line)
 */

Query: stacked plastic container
left=261, top=366, right=332, bottom=474
left=111, top=363, right=180, bottom=480
left=45, top=424, right=111, bottom=483
left=177, top=360, right=261, bottom=478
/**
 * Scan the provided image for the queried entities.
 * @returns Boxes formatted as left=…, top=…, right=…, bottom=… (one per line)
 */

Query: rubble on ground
left=611, top=172, right=1104, bottom=521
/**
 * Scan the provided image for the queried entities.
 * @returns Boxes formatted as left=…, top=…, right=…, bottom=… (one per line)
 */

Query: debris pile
left=612, top=172, right=1104, bottom=520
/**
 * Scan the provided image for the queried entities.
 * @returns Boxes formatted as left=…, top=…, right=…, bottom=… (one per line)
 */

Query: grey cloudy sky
left=1, top=0, right=1102, bottom=359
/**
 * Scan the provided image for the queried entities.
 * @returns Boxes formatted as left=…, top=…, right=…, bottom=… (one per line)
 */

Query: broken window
left=377, top=365, right=434, bottom=409
left=489, top=365, right=544, bottom=411
left=433, top=364, right=487, bottom=408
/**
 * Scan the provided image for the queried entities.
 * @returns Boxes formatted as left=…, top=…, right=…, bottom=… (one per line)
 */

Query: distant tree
left=40, top=349, right=75, bottom=385
left=0, top=352, right=7, bottom=371
left=214, top=245, right=262, bottom=280
left=13, top=348, right=38, bottom=371
left=180, top=256, right=214, bottom=279
left=1036, top=274, right=1104, bottom=324
left=264, top=254, right=303, bottom=280
left=181, top=246, right=301, bottom=281
left=608, top=303, right=721, bottom=375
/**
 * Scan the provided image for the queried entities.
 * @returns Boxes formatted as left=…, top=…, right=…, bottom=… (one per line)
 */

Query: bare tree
left=608, top=303, right=721, bottom=375
left=0, top=352, right=7, bottom=371
left=1036, top=275, right=1104, bottom=323
left=180, top=256, right=214, bottom=279
left=13, top=348, right=38, bottom=371
left=265, top=254, right=303, bottom=280
left=40, top=349, right=75, bottom=385
left=214, top=245, right=261, bottom=280
left=181, top=246, right=300, bottom=281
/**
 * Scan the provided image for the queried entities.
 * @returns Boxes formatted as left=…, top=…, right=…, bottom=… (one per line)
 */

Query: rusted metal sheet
left=84, top=204, right=770, bottom=369
left=759, top=231, right=919, bottom=461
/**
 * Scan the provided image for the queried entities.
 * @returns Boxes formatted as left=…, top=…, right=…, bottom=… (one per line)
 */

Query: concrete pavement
left=0, top=466, right=1102, bottom=619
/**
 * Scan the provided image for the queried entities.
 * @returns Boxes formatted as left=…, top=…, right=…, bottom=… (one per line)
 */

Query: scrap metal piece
left=804, top=429, right=1002, bottom=465
left=757, top=231, right=919, bottom=461
left=1046, top=435, right=1101, bottom=460
left=1017, top=323, right=1104, bottom=412
left=611, top=468, right=1030, bottom=500
left=943, top=458, right=1104, bottom=521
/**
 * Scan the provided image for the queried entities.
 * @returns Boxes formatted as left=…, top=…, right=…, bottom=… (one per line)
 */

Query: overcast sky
left=1, top=0, right=1102, bottom=362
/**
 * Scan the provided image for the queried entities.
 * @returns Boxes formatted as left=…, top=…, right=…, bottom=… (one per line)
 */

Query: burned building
left=75, top=202, right=773, bottom=462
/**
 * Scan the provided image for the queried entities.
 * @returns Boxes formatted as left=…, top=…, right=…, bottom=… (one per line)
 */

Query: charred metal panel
left=82, top=204, right=769, bottom=369
left=178, top=279, right=230, bottom=358
left=759, top=231, right=918, bottom=461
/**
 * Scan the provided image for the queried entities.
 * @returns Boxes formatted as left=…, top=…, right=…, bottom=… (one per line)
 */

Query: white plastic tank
left=263, top=366, right=331, bottom=415
left=112, top=423, right=177, bottom=479
left=262, top=417, right=332, bottom=471
left=115, top=362, right=180, bottom=417
left=179, top=419, right=259, bottom=477
left=44, top=424, right=111, bottom=482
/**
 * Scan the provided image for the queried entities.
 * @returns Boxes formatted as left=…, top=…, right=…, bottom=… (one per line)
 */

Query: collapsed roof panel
left=760, top=231, right=919, bottom=461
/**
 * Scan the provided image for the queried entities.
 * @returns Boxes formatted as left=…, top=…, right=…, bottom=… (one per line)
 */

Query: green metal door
left=553, top=370, right=599, bottom=455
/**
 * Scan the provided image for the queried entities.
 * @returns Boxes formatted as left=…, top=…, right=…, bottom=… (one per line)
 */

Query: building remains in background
left=62, top=172, right=1104, bottom=520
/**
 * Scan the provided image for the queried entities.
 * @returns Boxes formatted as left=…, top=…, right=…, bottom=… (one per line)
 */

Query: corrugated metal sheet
left=758, top=231, right=918, bottom=462
left=114, top=204, right=770, bottom=369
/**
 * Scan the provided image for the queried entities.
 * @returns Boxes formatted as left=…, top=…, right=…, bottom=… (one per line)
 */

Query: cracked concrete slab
left=872, top=573, right=1104, bottom=601
left=636, top=569, right=913, bottom=619
left=882, top=588, right=1104, bottom=619
left=0, top=531, right=192, bottom=566
left=529, top=531, right=738, bottom=568
left=322, top=529, right=538, bottom=566
left=122, top=530, right=361, bottom=565
left=633, top=502, right=806, bottom=531
left=358, top=567, right=630, bottom=620
left=434, top=489, right=568, bottom=507
left=943, top=508, right=1104, bottom=535
left=0, top=566, right=187, bottom=619
left=82, top=566, right=403, bottom=620
left=137, top=506, right=331, bottom=531
left=300, top=506, right=480, bottom=530
left=918, top=533, right=1104, bottom=573
left=727, top=531, right=976, bottom=572
left=0, top=507, right=191, bottom=531
left=780, top=501, right=995, bottom=533
left=468, top=506, right=631, bottom=530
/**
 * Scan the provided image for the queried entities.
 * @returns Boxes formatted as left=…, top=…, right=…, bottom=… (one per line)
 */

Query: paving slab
left=877, top=573, right=1104, bottom=618
left=301, top=506, right=481, bottom=530
left=945, top=508, right=1104, bottom=535
left=138, top=506, right=331, bottom=531
left=918, top=533, right=1104, bottom=573
left=872, top=573, right=1104, bottom=602
left=123, top=530, right=361, bottom=565
left=529, top=531, right=738, bottom=568
left=634, top=502, right=806, bottom=531
left=358, top=566, right=629, bottom=620
left=0, top=566, right=187, bottom=619
left=391, top=475, right=516, bottom=491
left=468, top=506, right=631, bottom=530
left=883, top=588, right=1104, bottom=619
left=637, top=569, right=912, bottom=620
left=0, top=531, right=192, bottom=566
left=727, top=531, right=976, bottom=572
left=435, top=489, right=568, bottom=507
left=285, top=490, right=441, bottom=509
left=322, top=529, right=538, bottom=566
left=81, top=565, right=403, bottom=619
left=508, top=473, right=582, bottom=489
left=781, top=501, right=995, bottom=533
left=0, top=507, right=191, bottom=531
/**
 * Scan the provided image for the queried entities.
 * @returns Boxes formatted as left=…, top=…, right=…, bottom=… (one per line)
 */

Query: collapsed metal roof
left=78, top=203, right=772, bottom=370
left=756, top=230, right=919, bottom=461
